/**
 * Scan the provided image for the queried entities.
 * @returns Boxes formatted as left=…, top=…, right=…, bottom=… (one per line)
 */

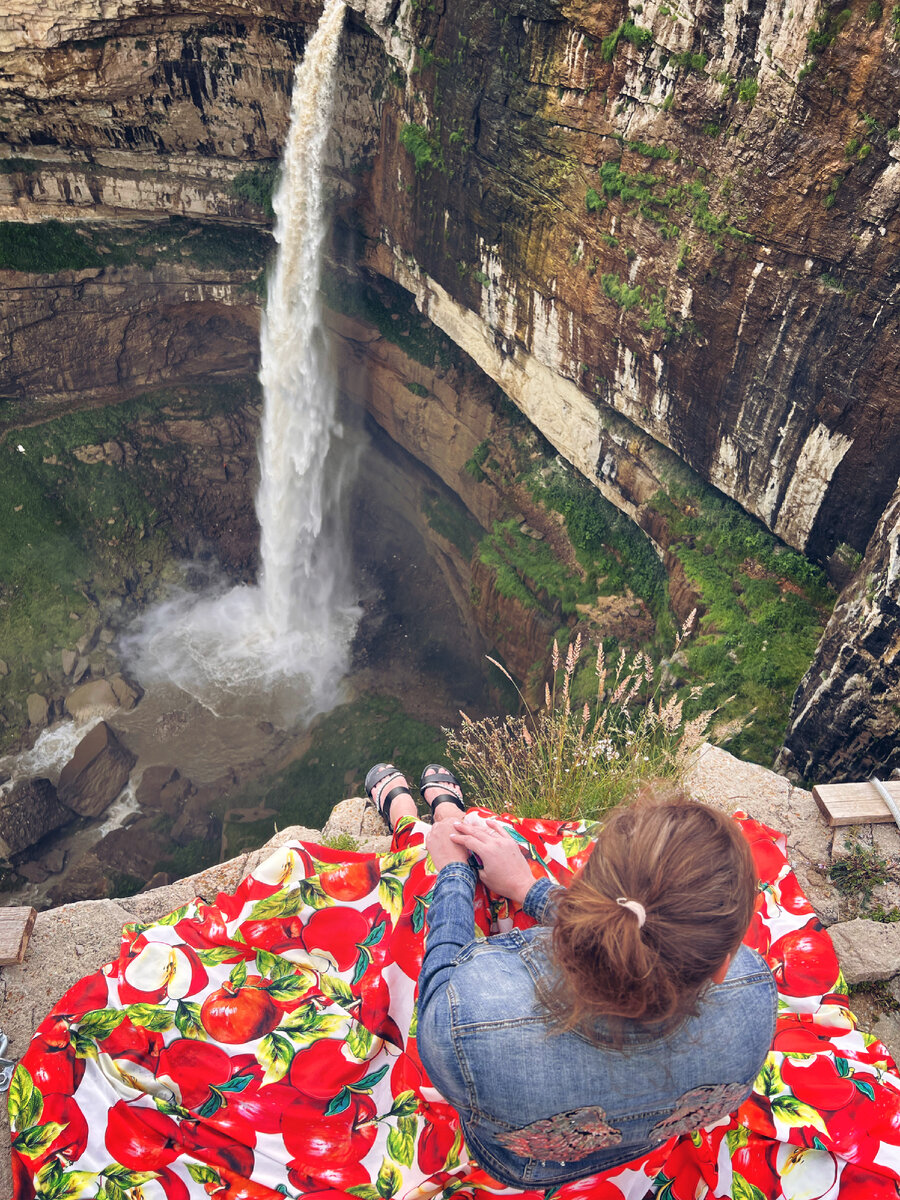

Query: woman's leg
left=421, top=764, right=466, bottom=824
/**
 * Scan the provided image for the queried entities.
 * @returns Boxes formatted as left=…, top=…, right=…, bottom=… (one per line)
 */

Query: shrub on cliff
left=446, top=624, right=712, bottom=821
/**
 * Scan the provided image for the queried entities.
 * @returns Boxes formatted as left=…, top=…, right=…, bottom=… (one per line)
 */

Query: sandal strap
left=426, top=791, right=466, bottom=812
left=420, top=766, right=465, bottom=813
left=378, top=783, right=412, bottom=825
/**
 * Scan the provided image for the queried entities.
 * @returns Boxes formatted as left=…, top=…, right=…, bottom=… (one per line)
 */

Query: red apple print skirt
left=9, top=812, right=900, bottom=1200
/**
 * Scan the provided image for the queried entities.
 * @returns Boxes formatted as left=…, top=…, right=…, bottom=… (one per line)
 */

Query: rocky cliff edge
left=4, top=747, right=900, bottom=1194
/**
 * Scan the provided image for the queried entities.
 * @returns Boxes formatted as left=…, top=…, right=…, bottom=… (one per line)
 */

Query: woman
left=368, top=765, right=777, bottom=1187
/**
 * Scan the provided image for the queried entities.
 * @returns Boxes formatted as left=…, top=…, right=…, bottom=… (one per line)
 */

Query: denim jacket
left=418, top=862, right=777, bottom=1188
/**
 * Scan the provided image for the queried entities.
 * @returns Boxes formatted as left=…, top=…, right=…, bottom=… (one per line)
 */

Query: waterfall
left=122, top=0, right=358, bottom=723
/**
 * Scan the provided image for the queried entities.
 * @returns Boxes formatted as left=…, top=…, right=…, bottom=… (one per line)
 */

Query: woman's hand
left=449, top=820, right=536, bottom=906
left=426, top=818, right=472, bottom=871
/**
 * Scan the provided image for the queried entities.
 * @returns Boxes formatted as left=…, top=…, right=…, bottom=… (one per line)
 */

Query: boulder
left=108, top=674, right=143, bottom=711
left=136, top=765, right=179, bottom=810
left=0, top=659, right=8, bottom=675
left=57, top=721, right=136, bottom=818
left=65, top=678, right=119, bottom=718
left=71, top=656, right=90, bottom=684
left=61, top=649, right=77, bottom=675
left=75, top=625, right=100, bottom=656
left=828, top=918, right=900, bottom=984
left=0, top=778, right=72, bottom=858
left=26, top=693, right=49, bottom=727
left=171, top=785, right=222, bottom=845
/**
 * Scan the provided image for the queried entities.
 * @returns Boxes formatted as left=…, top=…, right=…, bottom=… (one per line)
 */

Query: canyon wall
left=1, top=0, right=899, bottom=774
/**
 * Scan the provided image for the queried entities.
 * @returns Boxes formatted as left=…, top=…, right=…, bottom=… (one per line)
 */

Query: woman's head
left=545, top=789, right=758, bottom=1035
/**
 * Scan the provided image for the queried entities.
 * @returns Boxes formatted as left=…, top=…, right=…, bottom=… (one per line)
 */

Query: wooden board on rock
left=0, top=904, right=36, bottom=964
left=813, top=781, right=900, bottom=826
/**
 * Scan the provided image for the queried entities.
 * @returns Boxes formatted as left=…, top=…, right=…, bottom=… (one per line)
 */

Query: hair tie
left=616, top=897, right=647, bottom=927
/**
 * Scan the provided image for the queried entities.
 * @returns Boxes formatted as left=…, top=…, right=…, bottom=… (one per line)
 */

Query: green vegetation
left=849, top=980, right=900, bottom=1013
left=0, top=221, right=103, bottom=273
left=447, top=629, right=707, bottom=821
left=464, top=439, right=491, bottom=482
left=322, top=832, right=361, bottom=852
left=222, top=695, right=446, bottom=851
left=667, top=50, right=709, bottom=71
left=893, top=3, right=900, bottom=36
left=602, top=272, right=643, bottom=310
left=0, top=217, right=271, bottom=277
left=738, top=78, right=759, bottom=103
left=423, top=490, right=483, bottom=559
left=585, top=188, right=606, bottom=213
left=228, top=163, right=279, bottom=219
left=807, top=5, right=852, bottom=52
left=600, top=19, right=654, bottom=61
left=320, top=268, right=461, bottom=372
left=405, top=381, right=429, bottom=397
left=830, top=839, right=896, bottom=904
left=0, top=157, right=46, bottom=174
left=823, top=174, right=844, bottom=209
left=650, top=479, right=833, bottom=766
left=593, top=161, right=751, bottom=250
left=866, top=0, right=883, bottom=19
left=399, top=122, right=444, bottom=174
left=0, top=379, right=261, bottom=750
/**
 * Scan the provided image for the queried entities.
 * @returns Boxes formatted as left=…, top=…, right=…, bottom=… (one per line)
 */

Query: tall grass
left=446, top=619, right=715, bottom=821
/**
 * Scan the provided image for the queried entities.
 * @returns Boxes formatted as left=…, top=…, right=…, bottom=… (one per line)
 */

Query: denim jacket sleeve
left=419, top=869, right=563, bottom=1017
left=418, top=862, right=478, bottom=1017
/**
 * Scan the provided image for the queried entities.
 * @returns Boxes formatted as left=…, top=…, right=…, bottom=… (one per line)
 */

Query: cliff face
left=350, top=0, right=900, bottom=567
left=779, top=476, right=900, bottom=781
left=1, top=0, right=899, bottom=774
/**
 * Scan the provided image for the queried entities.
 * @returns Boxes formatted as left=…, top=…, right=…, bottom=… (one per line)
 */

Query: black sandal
left=365, top=763, right=414, bottom=829
left=419, top=765, right=466, bottom=816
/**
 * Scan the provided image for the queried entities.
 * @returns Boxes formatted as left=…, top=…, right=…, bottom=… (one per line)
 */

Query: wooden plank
left=0, top=905, right=36, bottom=965
left=812, top=781, right=900, bottom=827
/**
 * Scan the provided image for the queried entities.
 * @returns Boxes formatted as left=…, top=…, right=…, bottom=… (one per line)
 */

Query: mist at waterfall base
left=122, top=0, right=359, bottom=726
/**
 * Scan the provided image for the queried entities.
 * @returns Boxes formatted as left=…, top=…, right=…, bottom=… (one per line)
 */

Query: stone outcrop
left=0, top=777, right=71, bottom=858
left=56, top=720, right=136, bottom=817
left=780, top=477, right=900, bottom=781
left=5, top=751, right=900, bottom=1199
left=64, top=679, right=119, bottom=718
left=828, top=919, right=900, bottom=985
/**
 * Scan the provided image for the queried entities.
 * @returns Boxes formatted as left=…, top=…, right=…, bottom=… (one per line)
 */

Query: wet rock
left=141, top=871, right=171, bottom=892
left=108, top=674, right=143, bottom=711
left=17, top=860, right=49, bottom=884
left=92, top=820, right=168, bottom=885
left=828, top=919, right=900, bottom=984
left=57, top=721, right=136, bottom=818
left=71, top=656, right=91, bottom=685
left=65, top=678, right=119, bottom=718
left=47, top=852, right=110, bottom=904
left=136, top=765, right=180, bottom=810
left=0, top=778, right=71, bottom=858
left=171, top=785, right=222, bottom=846
left=75, top=626, right=100, bottom=656
left=160, top=776, right=193, bottom=814
left=43, top=845, right=67, bottom=874
left=26, top=694, right=49, bottom=728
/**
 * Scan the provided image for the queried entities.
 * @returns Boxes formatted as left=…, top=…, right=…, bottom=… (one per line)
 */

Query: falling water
left=123, top=0, right=358, bottom=722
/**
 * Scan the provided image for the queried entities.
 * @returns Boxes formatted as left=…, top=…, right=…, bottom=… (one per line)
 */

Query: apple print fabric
left=9, top=810, right=900, bottom=1200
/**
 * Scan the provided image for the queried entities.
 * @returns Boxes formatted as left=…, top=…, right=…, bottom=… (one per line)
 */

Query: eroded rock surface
left=57, top=720, right=136, bottom=817
left=0, top=777, right=70, bottom=858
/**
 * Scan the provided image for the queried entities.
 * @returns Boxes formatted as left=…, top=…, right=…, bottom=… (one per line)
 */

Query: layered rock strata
left=780, top=477, right=900, bottom=781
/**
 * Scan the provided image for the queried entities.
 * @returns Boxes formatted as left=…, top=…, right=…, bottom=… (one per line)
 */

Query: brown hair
left=543, top=789, right=758, bottom=1038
